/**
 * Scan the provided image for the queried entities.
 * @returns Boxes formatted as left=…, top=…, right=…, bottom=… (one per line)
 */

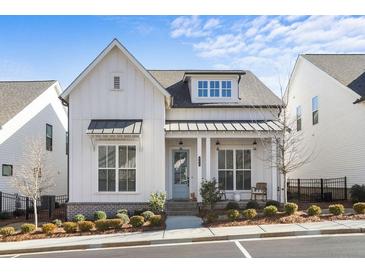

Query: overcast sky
left=1, top=15, right=365, bottom=95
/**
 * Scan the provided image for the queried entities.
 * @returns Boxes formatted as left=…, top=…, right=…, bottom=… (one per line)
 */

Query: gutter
left=59, top=96, right=70, bottom=201
left=354, top=97, right=365, bottom=104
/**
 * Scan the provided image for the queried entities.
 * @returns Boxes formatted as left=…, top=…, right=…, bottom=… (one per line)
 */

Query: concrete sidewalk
left=1, top=219, right=365, bottom=255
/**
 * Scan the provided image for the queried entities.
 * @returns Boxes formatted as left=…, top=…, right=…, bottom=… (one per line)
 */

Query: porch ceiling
left=165, top=120, right=282, bottom=132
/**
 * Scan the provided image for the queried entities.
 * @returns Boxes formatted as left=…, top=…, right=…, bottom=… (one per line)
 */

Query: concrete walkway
left=1, top=219, right=365, bottom=255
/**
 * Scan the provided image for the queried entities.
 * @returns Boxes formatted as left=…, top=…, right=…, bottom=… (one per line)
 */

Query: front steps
left=166, top=200, right=199, bottom=216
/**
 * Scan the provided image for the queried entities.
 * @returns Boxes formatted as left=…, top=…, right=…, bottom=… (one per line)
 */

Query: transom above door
left=172, top=149, right=189, bottom=200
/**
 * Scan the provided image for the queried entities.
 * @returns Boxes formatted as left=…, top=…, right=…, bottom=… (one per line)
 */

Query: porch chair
left=251, top=182, right=267, bottom=201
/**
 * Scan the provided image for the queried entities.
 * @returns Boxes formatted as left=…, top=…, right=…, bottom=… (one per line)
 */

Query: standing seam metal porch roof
left=165, top=120, right=282, bottom=132
left=86, top=119, right=142, bottom=134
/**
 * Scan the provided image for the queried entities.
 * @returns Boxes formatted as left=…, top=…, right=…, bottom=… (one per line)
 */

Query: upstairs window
left=113, top=76, right=121, bottom=90
left=66, top=132, right=69, bottom=155
left=222, top=81, right=232, bottom=97
left=296, top=106, right=302, bottom=131
left=312, top=96, right=319, bottom=125
left=198, top=80, right=208, bottom=97
left=46, top=124, right=53, bottom=151
left=209, top=81, right=220, bottom=97
left=2, top=164, right=13, bottom=176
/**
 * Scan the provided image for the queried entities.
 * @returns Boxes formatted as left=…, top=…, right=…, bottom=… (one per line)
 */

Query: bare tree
left=11, top=137, right=55, bottom=227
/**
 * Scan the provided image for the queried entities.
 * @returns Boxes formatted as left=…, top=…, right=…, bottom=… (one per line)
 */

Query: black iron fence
left=287, top=177, right=347, bottom=202
left=0, top=192, right=68, bottom=220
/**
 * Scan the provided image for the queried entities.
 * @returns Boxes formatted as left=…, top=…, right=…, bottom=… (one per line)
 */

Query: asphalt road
left=2, top=234, right=365, bottom=258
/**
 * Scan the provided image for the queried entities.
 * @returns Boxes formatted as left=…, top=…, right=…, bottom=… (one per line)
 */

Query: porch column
left=197, top=137, right=202, bottom=202
left=271, top=138, right=278, bottom=201
left=205, top=137, right=211, bottom=180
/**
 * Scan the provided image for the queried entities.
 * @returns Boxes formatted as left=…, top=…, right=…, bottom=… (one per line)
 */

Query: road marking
left=234, top=240, right=251, bottom=258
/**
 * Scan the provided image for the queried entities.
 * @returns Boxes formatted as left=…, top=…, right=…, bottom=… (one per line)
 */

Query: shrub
left=141, top=210, right=155, bottom=221
left=117, top=209, right=129, bottom=215
left=149, top=215, right=163, bottom=227
left=264, top=205, right=278, bottom=216
left=0, top=226, right=16, bottom=237
left=42, top=223, right=57, bottom=235
left=225, top=201, right=240, bottom=210
left=106, top=219, right=122, bottom=229
left=52, top=219, right=63, bottom=227
left=20, top=223, right=36, bottom=234
left=134, top=208, right=150, bottom=216
left=94, top=211, right=107, bottom=221
left=73, top=214, right=86, bottom=222
left=265, top=200, right=281, bottom=208
left=350, top=184, right=365, bottom=203
left=0, top=212, right=11, bottom=220
left=63, top=222, right=77, bottom=233
left=205, top=211, right=219, bottom=223
left=307, top=205, right=322, bottom=216
left=284, top=203, right=298, bottom=215
left=353, top=202, right=365, bottom=214
left=329, top=204, right=345, bottom=215
left=115, top=213, right=130, bottom=224
left=130, top=215, right=145, bottom=227
left=78, top=221, right=95, bottom=232
left=227, top=209, right=240, bottom=221
left=149, top=192, right=166, bottom=213
left=95, top=220, right=110, bottom=231
left=246, top=200, right=260, bottom=210
left=199, top=179, right=222, bottom=210
left=242, top=209, right=257, bottom=219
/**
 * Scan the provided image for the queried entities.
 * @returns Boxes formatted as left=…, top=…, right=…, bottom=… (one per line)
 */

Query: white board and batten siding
left=287, top=56, right=365, bottom=186
left=68, top=47, right=166, bottom=203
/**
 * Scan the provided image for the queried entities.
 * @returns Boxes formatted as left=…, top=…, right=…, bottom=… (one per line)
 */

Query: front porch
left=164, top=126, right=283, bottom=203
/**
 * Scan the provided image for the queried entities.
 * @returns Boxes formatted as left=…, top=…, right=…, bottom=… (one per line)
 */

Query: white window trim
left=197, top=80, right=232, bottom=99
left=97, top=143, right=138, bottom=193
left=217, top=147, right=252, bottom=192
left=111, top=72, right=124, bottom=91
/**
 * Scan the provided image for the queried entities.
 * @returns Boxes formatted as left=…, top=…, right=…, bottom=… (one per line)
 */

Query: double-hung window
left=198, top=80, right=208, bottom=97
left=209, top=80, right=220, bottom=97
left=46, top=124, right=53, bottom=151
left=218, top=149, right=251, bottom=191
left=312, top=96, right=319, bottom=125
left=2, top=164, right=13, bottom=176
left=98, top=145, right=136, bottom=192
left=222, top=81, right=232, bottom=97
left=296, top=106, right=302, bottom=131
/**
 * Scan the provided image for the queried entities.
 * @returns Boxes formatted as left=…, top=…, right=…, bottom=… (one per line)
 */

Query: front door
left=172, top=149, right=189, bottom=199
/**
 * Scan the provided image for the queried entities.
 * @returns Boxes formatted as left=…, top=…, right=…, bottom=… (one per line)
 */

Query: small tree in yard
left=11, top=138, right=55, bottom=227
left=149, top=192, right=166, bottom=213
left=199, top=179, right=222, bottom=210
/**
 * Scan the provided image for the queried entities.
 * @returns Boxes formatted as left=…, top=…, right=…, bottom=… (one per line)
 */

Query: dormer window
left=222, top=81, right=232, bottom=97
left=197, top=80, right=232, bottom=98
left=210, top=81, right=220, bottom=97
left=198, top=80, right=208, bottom=97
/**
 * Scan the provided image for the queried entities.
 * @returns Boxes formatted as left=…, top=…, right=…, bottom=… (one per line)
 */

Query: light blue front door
left=172, top=150, right=189, bottom=200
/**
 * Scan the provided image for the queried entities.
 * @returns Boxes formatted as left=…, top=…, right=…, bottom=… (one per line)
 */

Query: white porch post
left=271, top=137, right=278, bottom=201
left=205, top=137, right=211, bottom=181
left=197, top=137, right=202, bottom=202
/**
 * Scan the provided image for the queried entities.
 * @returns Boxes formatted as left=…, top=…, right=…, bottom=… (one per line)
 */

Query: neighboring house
left=60, top=39, right=283, bottom=218
left=286, top=54, right=365, bottom=188
left=0, top=81, right=68, bottom=196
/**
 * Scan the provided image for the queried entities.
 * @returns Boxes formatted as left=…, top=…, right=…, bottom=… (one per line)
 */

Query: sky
left=1, top=15, right=365, bottom=95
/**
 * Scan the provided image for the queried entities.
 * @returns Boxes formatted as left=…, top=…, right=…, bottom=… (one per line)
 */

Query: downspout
left=59, top=96, right=70, bottom=202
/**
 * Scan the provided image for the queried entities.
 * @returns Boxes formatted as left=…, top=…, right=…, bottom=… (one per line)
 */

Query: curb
left=0, top=228, right=364, bottom=256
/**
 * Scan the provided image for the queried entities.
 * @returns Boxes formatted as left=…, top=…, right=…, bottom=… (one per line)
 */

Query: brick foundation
left=66, top=202, right=149, bottom=220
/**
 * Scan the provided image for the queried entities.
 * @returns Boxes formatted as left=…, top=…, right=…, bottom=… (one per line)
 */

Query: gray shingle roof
left=0, top=81, right=56, bottom=126
left=148, top=70, right=281, bottom=108
left=302, top=54, right=365, bottom=99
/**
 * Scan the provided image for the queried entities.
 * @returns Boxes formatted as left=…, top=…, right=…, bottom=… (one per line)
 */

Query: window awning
left=165, top=120, right=281, bottom=132
left=86, top=119, right=142, bottom=134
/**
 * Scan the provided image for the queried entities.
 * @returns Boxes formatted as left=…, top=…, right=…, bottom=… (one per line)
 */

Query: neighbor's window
left=113, top=75, right=121, bottom=90
left=209, top=80, right=220, bottom=97
left=218, top=149, right=251, bottom=191
left=98, top=145, right=136, bottom=192
left=198, top=80, right=208, bottom=97
left=2, top=164, right=13, bottom=176
left=66, top=132, right=69, bottom=155
left=312, top=96, right=319, bottom=125
left=222, top=81, right=232, bottom=97
left=46, top=124, right=53, bottom=151
left=296, top=106, right=302, bottom=131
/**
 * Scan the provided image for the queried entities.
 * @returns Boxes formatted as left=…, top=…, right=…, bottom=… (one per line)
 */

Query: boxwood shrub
left=42, top=223, right=57, bottom=235
left=353, top=202, right=365, bottom=214
left=63, top=222, right=78, bottom=233
left=21, top=223, right=36, bottom=234
left=227, top=209, right=240, bottom=221
left=73, top=214, right=86, bottom=222
left=263, top=205, right=278, bottom=216
left=307, top=205, right=321, bottom=216
left=130, top=216, right=145, bottom=227
left=328, top=204, right=345, bottom=215
left=0, top=226, right=16, bottom=237
left=52, top=219, right=63, bottom=227
left=242, top=209, right=257, bottom=219
left=265, top=200, right=281, bottom=208
left=78, top=221, right=95, bottom=232
left=246, top=200, right=260, bottom=209
left=115, top=213, right=130, bottom=224
left=284, top=203, right=298, bottom=215
left=149, top=215, right=163, bottom=227
left=117, top=209, right=129, bottom=215
left=141, top=210, right=155, bottom=221
left=94, top=211, right=107, bottom=221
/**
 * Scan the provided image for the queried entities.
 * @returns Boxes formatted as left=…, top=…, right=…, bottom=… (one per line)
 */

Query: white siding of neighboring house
left=287, top=56, right=365, bottom=187
left=0, top=85, right=68, bottom=195
left=68, top=47, right=166, bottom=203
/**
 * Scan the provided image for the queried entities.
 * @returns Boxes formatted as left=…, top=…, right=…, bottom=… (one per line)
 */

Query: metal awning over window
left=165, top=120, right=281, bottom=132
left=87, top=119, right=142, bottom=135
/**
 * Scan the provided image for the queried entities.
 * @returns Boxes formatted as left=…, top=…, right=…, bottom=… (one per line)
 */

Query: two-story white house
left=286, top=54, right=365, bottom=191
left=60, top=39, right=283, bottom=218
left=0, top=80, right=68, bottom=196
